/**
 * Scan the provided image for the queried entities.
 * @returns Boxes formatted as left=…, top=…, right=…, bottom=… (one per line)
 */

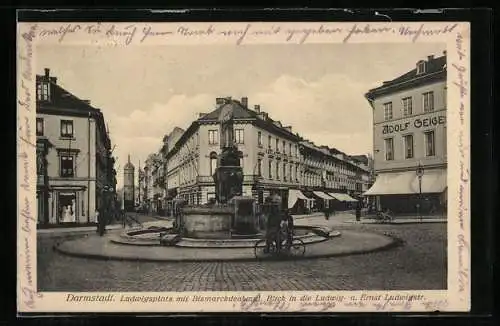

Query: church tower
left=123, top=154, right=135, bottom=212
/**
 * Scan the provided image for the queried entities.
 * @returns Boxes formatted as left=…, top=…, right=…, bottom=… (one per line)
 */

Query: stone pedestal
left=182, top=206, right=233, bottom=239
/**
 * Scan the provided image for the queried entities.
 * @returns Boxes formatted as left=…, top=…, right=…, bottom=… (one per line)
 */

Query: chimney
left=216, top=97, right=225, bottom=107
left=44, top=68, right=50, bottom=77
left=427, top=55, right=434, bottom=61
left=443, top=50, right=447, bottom=56
left=49, top=77, right=57, bottom=84
left=254, top=105, right=260, bottom=113
left=241, top=97, right=248, bottom=108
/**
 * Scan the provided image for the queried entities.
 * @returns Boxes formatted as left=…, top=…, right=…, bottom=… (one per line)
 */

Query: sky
left=36, top=43, right=445, bottom=189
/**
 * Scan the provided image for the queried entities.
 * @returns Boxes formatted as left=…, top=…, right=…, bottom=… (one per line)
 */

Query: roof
left=36, top=73, right=112, bottom=150
left=36, top=74, right=100, bottom=116
left=164, top=98, right=301, bottom=160
left=124, top=161, right=135, bottom=170
left=197, top=100, right=258, bottom=121
left=366, top=54, right=447, bottom=99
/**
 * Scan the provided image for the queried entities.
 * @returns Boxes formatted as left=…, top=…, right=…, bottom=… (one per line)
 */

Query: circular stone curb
left=54, top=230, right=399, bottom=263
left=109, top=226, right=341, bottom=248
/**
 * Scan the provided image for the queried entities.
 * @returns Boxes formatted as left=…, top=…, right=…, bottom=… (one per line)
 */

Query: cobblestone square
left=37, top=221, right=447, bottom=292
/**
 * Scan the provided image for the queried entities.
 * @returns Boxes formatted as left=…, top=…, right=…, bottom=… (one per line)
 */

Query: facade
left=36, top=68, right=116, bottom=226
left=154, top=97, right=371, bottom=213
left=123, top=155, right=135, bottom=211
left=364, top=52, right=447, bottom=214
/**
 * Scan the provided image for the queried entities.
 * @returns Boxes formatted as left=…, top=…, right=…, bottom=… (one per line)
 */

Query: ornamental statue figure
left=213, top=100, right=244, bottom=204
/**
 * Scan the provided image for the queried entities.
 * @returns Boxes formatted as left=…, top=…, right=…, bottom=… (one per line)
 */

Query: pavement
left=38, top=222, right=447, bottom=292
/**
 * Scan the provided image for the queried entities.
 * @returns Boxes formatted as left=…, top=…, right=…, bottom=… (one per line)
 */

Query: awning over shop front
left=313, top=191, right=333, bottom=200
left=328, top=193, right=358, bottom=202
left=363, top=169, right=447, bottom=196
left=343, top=194, right=358, bottom=202
left=288, top=189, right=311, bottom=209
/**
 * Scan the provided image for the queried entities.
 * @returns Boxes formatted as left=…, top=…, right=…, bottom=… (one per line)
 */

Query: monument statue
left=213, top=101, right=244, bottom=204
left=170, top=98, right=258, bottom=241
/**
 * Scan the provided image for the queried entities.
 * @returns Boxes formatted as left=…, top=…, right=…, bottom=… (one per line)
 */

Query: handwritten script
left=453, top=29, right=470, bottom=299
left=36, top=23, right=459, bottom=45
left=18, top=24, right=43, bottom=310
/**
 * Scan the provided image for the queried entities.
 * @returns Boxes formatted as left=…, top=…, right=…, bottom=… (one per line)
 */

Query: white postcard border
left=17, top=21, right=471, bottom=313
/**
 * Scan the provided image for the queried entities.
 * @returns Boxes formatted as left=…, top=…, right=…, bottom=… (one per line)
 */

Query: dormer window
left=416, top=61, right=426, bottom=75
left=37, top=81, right=50, bottom=101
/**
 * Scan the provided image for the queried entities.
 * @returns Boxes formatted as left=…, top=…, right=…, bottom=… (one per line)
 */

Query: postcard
left=17, top=20, right=470, bottom=313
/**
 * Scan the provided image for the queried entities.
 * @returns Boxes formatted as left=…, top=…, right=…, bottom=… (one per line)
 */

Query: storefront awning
left=288, top=189, right=311, bottom=209
left=328, top=193, right=358, bottom=202
left=343, top=194, right=358, bottom=202
left=363, top=169, right=447, bottom=196
left=313, top=191, right=333, bottom=200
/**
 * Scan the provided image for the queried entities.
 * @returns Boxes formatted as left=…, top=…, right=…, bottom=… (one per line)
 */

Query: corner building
left=364, top=53, right=448, bottom=214
left=36, top=68, right=116, bottom=225
left=162, top=97, right=371, bottom=212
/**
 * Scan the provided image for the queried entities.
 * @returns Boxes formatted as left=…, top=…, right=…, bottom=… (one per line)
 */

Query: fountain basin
left=182, top=206, right=234, bottom=239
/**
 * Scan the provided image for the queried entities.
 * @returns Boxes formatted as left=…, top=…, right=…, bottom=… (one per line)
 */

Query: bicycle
left=253, top=231, right=306, bottom=259
left=374, top=210, right=394, bottom=223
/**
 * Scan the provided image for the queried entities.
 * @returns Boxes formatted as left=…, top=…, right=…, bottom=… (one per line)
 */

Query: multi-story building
left=156, top=96, right=370, bottom=213
left=36, top=68, right=116, bottom=225
left=364, top=52, right=447, bottom=214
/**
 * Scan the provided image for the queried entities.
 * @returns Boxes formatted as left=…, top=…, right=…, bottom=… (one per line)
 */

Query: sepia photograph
left=18, top=21, right=470, bottom=313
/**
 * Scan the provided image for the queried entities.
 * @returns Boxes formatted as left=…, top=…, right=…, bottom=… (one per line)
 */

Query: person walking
left=284, top=210, right=294, bottom=250
left=95, top=210, right=100, bottom=233
left=355, top=200, right=362, bottom=222
left=98, top=206, right=106, bottom=236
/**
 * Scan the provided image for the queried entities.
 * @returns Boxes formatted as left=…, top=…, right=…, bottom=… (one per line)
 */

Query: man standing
left=264, top=193, right=282, bottom=253
left=284, top=210, right=294, bottom=250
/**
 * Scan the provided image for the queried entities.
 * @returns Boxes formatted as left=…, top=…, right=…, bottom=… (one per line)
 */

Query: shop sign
left=382, top=115, right=446, bottom=135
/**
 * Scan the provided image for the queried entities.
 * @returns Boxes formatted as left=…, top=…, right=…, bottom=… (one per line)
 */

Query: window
left=235, top=129, right=244, bottom=144
left=37, top=82, right=50, bottom=101
left=268, top=160, right=272, bottom=179
left=384, top=138, right=394, bottom=161
left=289, top=164, right=293, bottom=180
left=36, top=118, right=44, bottom=136
left=209, top=152, right=217, bottom=176
left=275, top=138, right=279, bottom=152
left=268, top=135, right=272, bottom=149
left=60, top=155, right=74, bottom=177
left=404, top=134, right=414, bottom=159
left=258, top=131, right=262, bottom=146
left=282, top=163, right=286, bottom=180
left=402, top=97, right=413, bottom=116
left=207, top=193, right=216, bottom=203
left=60, top=120, right=73, bottom=138
left=425, top=131, right=436, bottom=156
left=295, top=164, right=299, bottom=181
left=288, top=143, right=292, bottom=155
left=257, top=159, right=262, bottom=176
left=282, top=141, right=286, bottom=153
left=423, top=92, right=435, bottom=112
left=383, top=102, right=393, bottom=121
left=417, top=61, right=426, bottom=74
left=276, top=162, right=280, bottom=180
left=208, top=130, right=218, bottom=145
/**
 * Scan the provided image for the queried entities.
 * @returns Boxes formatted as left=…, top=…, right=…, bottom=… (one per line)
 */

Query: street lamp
left=416, top=162, right=425, bottom=222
